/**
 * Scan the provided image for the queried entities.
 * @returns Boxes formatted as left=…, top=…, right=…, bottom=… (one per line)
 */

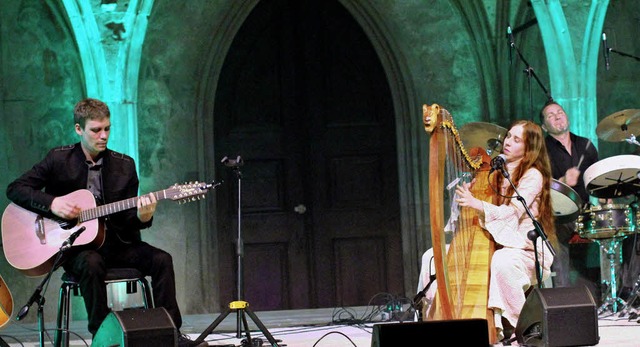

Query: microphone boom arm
left=18, top=224, right=87, bottom=334
left=508, top=29, right=553, bottom=118
left=609, top=47, right=640, bottom=62
left=505, top=177, right=555, bottom=256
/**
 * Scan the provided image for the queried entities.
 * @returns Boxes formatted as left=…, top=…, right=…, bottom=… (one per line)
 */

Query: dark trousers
left=62, top=241, right=182, bottom=335
left=621, top=234, right=640, bottom=293
left=551, top=222, right=600, bottom=302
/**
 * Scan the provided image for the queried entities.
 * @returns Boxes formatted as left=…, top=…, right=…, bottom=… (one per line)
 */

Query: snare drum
left=576, top=204, right=637, bottom=239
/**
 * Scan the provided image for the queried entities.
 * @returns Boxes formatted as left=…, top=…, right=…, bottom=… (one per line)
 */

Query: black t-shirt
left=544, top=132, right=599, bottom=206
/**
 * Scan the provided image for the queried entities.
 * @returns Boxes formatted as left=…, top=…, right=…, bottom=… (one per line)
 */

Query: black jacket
left=6, top=143, right=151, bottom=245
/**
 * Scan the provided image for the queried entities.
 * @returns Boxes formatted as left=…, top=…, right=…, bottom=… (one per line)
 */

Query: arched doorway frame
left=196, top=0, right=427, bottom=303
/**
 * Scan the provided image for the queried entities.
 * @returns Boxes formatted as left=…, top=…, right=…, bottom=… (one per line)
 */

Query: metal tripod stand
left=618, top=273, right=640, bottom=318
left=194, top=156, right=280, bottom=346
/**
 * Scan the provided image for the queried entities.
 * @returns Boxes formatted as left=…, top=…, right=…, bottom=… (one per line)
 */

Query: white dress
left=479, top=160, right=554, bottom=329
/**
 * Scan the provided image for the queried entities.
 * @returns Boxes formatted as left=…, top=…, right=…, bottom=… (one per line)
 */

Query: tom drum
left=550, top=179, right=582, bottom=224
left=583, top=155, right=640, bottom=198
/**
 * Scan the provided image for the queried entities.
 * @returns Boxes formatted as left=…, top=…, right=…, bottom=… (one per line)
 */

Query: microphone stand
left=195, top=156, right=280, bottom=346
left=413, top=274, right=436, bottom=321
left=509, top=27, right=554, bottom=119
left=500, top=169, right=555, bottom=288
left=16, top=226, right=85, bottom=347
left=608, top=47, right=640, bottom=64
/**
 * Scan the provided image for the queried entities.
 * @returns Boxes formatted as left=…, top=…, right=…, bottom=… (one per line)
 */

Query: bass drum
left=576, top=204, right=637, bottom=239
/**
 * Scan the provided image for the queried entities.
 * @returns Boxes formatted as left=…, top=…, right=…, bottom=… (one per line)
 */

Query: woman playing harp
left=455, top=119, right=556, bottom=342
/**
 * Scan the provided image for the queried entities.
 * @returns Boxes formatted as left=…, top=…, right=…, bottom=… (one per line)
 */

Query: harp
left=422, top=103, right=497, bottom=344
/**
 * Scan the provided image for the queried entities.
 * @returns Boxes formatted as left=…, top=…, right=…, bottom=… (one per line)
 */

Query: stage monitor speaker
left=515, top=285, right=599, bottom=346
left=92, top=307, right=178, bottom=347
left=371, top=319, right=489, bottom=347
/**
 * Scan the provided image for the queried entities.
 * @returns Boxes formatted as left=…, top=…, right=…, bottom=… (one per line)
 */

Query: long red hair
left=493, top=120, right=556, bottom=241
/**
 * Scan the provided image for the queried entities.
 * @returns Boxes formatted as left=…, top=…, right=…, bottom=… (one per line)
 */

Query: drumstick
left=576, top=140, right=592, bottom=169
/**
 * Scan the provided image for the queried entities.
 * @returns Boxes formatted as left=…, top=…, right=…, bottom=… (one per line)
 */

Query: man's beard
left=549, top=124, right=569, bottom=135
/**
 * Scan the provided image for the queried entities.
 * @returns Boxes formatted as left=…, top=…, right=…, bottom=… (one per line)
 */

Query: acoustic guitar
left=0, top=275, right=13, bottom=328
left=2, top=181, right=219, bottom=277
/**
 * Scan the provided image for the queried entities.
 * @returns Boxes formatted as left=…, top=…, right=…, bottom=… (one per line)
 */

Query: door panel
left=215, top=0, right=402, bottom=311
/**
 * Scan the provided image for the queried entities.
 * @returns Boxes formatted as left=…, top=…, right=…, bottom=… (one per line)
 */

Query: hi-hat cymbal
left=459, top=122, right=507, bottom=157
left=596, top=109, right=640, bottom=142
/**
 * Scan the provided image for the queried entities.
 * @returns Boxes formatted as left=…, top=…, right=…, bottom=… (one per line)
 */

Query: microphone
left=489, top=154, right=508, bottom=177
left=602, top=32, right=610, bottom=71
left=16, top=302, right=31, bottom=321
left=507, top=25, right=514, bottom=65
left=60, top=226, right=86, bottom=251
left=414, top=274, right=437, bottom=304
left=221, top=155, right=243, bottom=168
left=17, top=285, right=44, bottom=320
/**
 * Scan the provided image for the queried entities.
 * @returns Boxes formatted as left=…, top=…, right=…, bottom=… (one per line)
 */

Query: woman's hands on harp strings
left=455, top=181, right=483, bottom=211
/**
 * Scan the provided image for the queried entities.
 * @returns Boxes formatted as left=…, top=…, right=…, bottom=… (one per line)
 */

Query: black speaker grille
left=371, top=319, right=490, bottom=346
left=516, top=285, right=599, bottom=347
left=92, top=307, right=178, bottom=347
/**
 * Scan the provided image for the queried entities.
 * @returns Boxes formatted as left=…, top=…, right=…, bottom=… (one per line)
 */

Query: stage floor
left=1, top=307, right=639, bottom=346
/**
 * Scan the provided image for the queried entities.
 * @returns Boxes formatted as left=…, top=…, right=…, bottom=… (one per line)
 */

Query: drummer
left=540, top=101, right=602, bottom=297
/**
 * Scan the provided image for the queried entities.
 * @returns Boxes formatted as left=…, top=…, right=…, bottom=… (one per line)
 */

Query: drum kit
left=579, top=109, right=640, bottom=316
left=461, top=109, right=640, bottom=315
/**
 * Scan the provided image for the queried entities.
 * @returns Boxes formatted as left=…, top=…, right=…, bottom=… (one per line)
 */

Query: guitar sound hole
left=58, top=218, right=79, bottom=230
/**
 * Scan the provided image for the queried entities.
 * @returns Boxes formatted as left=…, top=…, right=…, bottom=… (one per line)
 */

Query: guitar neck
left=80, top=190, right=165, bottom=222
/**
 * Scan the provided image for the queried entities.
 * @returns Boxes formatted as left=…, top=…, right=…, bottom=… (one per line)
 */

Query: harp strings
left=441, top=108, right=475, bottom=315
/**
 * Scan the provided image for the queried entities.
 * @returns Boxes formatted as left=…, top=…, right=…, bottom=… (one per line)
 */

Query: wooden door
left=215, top=0, right=403, bottom=311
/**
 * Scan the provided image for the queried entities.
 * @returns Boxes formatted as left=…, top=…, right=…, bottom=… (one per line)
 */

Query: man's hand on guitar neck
left=51, top=196, right=82, bottom=220
left=137, top=193, right=157, bottom=223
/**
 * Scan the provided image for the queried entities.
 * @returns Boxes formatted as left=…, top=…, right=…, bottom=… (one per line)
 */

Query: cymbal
left=459, top=122, right=507, bottom=157
left=596, top=109, right=640, bottom=142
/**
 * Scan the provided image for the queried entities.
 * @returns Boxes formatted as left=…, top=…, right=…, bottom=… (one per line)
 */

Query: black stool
left=54, top=268, right=153, bottom=347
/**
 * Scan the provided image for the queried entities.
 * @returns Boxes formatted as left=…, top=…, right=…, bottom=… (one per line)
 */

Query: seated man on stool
left=6, top=98, right=206, bottom=347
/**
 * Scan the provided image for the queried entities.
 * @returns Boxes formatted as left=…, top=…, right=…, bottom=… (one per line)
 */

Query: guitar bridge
left=35, top=215, right=46, bottom=244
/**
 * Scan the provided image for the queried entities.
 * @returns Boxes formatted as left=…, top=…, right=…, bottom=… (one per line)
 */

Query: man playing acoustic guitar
left=6, top=98, right=205, bottom=347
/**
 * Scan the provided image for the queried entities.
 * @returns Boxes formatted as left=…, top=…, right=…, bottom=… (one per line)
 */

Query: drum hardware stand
left=194, top=156, right=281, bottom=347
left=617, top=273, right=640, bottom=319
left=596, top=236, right=627, bottom=315
left=486, top=136, right=503, bottom=157
left=624, top=134, right=640, bottom=147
